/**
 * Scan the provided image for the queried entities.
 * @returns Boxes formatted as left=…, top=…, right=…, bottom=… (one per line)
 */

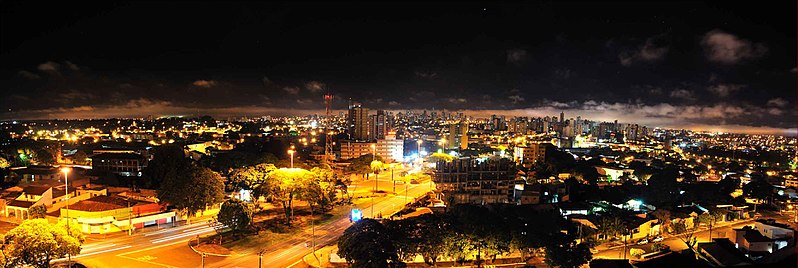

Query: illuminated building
left=447, top=121, right=469, bottom=150
left=339, top=131, right=404, bottom=162
left=513, top=143, right=553, bottom=168
left=347, top=102, right=369, bottom=141
left=432, top=157, right=518, bottom=205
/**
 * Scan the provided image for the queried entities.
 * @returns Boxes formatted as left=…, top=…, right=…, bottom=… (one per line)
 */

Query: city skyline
left=1, top=2, right=796, bottom=135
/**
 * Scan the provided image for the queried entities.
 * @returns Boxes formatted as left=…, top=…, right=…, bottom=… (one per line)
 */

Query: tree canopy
left=217, top=199, right=252, bottom=232
left=337, top=218, right=401, bottom=268
left=1, top=219, right=84, bottom=268
left=158, top=165, right=225, bottom=217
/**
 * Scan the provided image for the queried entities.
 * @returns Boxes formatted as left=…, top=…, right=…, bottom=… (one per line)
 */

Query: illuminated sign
left=351, top=209, right=362, bottom=222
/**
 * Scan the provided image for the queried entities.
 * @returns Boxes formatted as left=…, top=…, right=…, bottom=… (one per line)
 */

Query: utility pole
left=128, top=200, right=133, bottom=236
left=391, top=165, right=395, bottom=194
left=61, top=168, right=72, bottom=267
left=311, top=206, right=319, bottom=264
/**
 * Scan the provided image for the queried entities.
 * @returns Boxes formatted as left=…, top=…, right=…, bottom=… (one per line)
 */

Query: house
left=620, top=214, right=661, bottom=241
left=557, top=201, right=594, bottom=216
left=753, top=219, right=795, bottom=251
left=735, top=226, right=775, bottom=254
left=61, top=194, right=175, bottom=234
left=670, top=204, right=709, bottom=231
left=11, top=166, right=60, bottom=184
left=698, top=238, right=752, bottom=266
left=4, top=185, right=55, bottom=220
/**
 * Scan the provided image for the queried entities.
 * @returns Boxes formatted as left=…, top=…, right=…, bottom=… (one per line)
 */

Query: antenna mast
left=324, top=91, right=335, bottom=163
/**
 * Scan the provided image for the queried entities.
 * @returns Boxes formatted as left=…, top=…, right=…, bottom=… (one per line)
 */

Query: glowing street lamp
left=287, top=149, right=295, bottom=168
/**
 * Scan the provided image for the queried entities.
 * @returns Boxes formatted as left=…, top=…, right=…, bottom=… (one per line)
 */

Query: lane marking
left=53, top=245, right=133, bottom=261
left=118, top=253, right=178, bottom=268
left=151, top=227, right=215, bottom=244
left=285, top=258, right=304, bottom=268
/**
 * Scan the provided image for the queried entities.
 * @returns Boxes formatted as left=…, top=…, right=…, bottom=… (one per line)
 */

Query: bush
left=630, top=248, right=646, bottom=258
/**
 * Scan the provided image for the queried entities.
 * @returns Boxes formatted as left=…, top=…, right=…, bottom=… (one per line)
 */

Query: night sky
left=1, top=1, right=795, bottom=134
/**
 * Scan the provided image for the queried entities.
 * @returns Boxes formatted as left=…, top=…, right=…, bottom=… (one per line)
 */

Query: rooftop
left=22, top=185, right=51, bottom=195
left=90, top=152, right=145, bottom=160
left=6, top=200, right=35, bottom=208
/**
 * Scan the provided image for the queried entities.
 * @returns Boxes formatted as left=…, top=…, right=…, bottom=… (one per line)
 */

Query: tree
left=71, top=151, right=89, bottom=165
left=646, top=167, right=679, bottom=205
left=33, top=149, right=55, bottom=165
left=337, top=219, right=401, bottom=268
left=300, top=167, right=338, bottom=213
left=0, top=157, right=9, bottom=169
left=217, top=199, right=252, bottom=232
left=743, top=179, right=773, bottom=203
left=228, top=164, right=277, bottom=199
left=145, top=144, right=190, bottom=189
left=427, top=152, right=453, bottom=163
left=370, top=160, right=384, bottom=174
left=544, top=240, right=592, bottom=268
left=28, top=205, right=46, bottom=219
left=651, top=209, right=672, bottom=234
left=630, top=248, right=645, bottom=258
left=597, top=217, right=623, bottom=240
left=386, top=214, right=447, bottom=266
left=158, top=165, right=225, bottom=222
left=3, top=219, right=84, bottom=268
left=447, top=205, right=511, bottom=265
left=718, top=177, right=741, bottom=197
left=574, top=164, right=600, bottom=185
left=347, top=154, right=383, bottom=176
left=266, top=168, right=313, bottom=224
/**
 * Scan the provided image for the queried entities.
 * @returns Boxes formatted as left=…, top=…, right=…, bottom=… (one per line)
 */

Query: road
left=72, top=174, right=433, bottom=268
left=593, top=210, right=798, bottom=261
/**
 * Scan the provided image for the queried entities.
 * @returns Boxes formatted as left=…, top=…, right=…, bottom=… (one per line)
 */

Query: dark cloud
left=701, top=30, right=768, bottom=64
left=192, top=80, right=217, bottom=88
left=707, top=83, right=744, bottom=98
left=506, top=49, right=527, bottom=64
left=0, top=2, right=794, bottom=134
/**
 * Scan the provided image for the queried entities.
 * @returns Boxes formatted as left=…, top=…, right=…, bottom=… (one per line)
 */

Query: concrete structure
left=347, top=103, right=369, bottom=141
left=513, top=143, right=553, bottom=168
left=61, top=194, right=175, bottom=234
left=339, top=131, right=404, bottom=162
left=446, top=121, right=469, bottom=150
left=12, top=166, right=60, bottom=184
left=369, top=110, right=386, bottom=141
left=432, top=157, right=519, bottom=205
left=90, top=152, right=147, bottom=177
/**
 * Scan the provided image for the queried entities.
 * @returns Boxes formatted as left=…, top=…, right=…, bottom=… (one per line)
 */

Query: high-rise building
left=369, top=110, right=386, bottom=141
left=560, top=111, right=564, bottom=124
left=513, top=143, right=553, bottom=168
left=447, top=121, right=469, bottom=150
left=338, top=131, right=403, bottom=162
left=347, top=103, right=369, bottom=141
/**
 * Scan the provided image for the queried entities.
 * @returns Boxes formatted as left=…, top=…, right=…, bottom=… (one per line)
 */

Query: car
left=653, top=236, right=664, bottom=242
left=637, top=239, right=649, bottom=245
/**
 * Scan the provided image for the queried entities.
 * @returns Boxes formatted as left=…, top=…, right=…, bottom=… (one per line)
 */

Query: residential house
left=698, top=238, right=752, bottom=266
left=61, top=194, right=175, bottom=234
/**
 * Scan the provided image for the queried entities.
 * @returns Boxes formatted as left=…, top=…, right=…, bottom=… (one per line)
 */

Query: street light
left=287, top=149, right=295, bottom=168
left=258, top=249, right=265, bottom=268
left=60, top=167, right=72, bottom=266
